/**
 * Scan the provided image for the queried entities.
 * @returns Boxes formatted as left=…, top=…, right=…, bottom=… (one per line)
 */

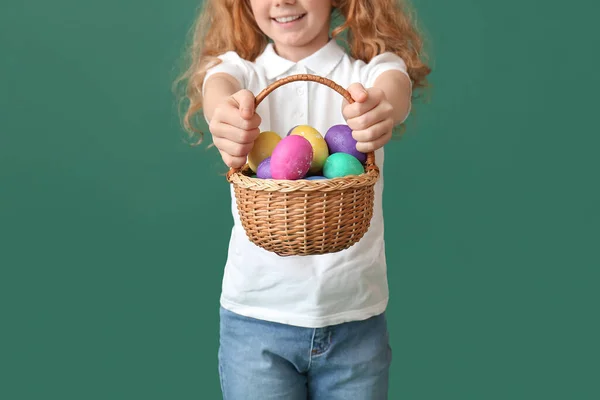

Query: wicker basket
left=225, top=74, right=380, bottom=257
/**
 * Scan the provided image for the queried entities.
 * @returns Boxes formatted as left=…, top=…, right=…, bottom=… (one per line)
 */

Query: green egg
left=323, top=153, right=364, bottom=178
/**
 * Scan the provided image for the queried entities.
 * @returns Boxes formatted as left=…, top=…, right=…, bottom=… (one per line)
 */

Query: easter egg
left=286, top=125, right=299, bottom=136
left=248, top=130, right=281, bottom=172
left=256, top=157, right=272, bottom=179
left=323, top=153, right=364, bottom=178
left=305, top=175, right=327, bottom=180
left=270, top=135, right=313, bottom=180
left=324, top=124, right=367, bottom=164
left=289, top=125, right=329, bottom=174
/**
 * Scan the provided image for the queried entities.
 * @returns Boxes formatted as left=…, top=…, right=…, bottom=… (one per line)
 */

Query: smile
left=272, top=14, right=306, bottom=24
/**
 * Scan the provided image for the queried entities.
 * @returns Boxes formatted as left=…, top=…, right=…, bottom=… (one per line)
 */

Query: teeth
left=275, top=15, right=302, bottom=23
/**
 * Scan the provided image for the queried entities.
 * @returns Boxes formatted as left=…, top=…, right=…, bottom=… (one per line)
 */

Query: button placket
left=298, top=67, right=308, bottom=121
left=303, top=82, right=309, bottom=123
left=292, top=81, right=307, bottom=121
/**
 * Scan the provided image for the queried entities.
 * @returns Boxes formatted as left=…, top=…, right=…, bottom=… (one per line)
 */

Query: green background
left=1, top=0, right=598, bottom=398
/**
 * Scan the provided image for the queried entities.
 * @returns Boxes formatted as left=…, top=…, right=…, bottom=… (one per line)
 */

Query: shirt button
left=297, top=87, right=304, bottom=95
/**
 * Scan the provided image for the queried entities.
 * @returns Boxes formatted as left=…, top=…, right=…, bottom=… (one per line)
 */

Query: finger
left=342, top=88, right=385, bottom=121
left=211, top=121, right=260, bottom=144
left=230, top=89, right=257, bottom=120
left=346, top=83, right=368, bottom=103
left=214, top=110, right=262, bottom=136
left=213, top=136, right=254, bottom=158
left=343, top=98, right=379, bottom=121
left=346, top=101, right=394, bottom=131
left=352, top=118, right=394, bottom=144
left=356, top=129, right=393, bottom=153
left=219, top=149, right=247, bottom=169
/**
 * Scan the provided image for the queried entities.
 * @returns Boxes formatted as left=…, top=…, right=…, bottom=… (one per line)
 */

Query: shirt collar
left=256, top=39, right=346, bottom=80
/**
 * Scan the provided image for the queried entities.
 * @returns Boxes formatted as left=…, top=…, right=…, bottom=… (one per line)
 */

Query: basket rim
left=227, top=165, right=379, bottom=192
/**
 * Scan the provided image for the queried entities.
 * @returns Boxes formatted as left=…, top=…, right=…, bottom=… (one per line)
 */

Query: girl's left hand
left=342, top=83, right=395, bottom=153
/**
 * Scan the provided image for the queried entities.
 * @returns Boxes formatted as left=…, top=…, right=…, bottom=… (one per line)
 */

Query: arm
left=372, top=69, right=412, bottom=126
left=202, top=72, right=243, bottom=122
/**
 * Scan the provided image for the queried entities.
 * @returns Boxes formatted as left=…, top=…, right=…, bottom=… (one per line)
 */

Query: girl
left=176, top=0, right=430, bottom=398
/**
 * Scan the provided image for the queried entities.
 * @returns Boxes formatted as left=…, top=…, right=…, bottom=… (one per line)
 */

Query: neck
left=273, top=35, right=330, bottom=62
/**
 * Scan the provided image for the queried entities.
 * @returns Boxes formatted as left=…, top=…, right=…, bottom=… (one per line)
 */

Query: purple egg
left=324, top=124, right=367, bottom=164
left=256, top=157, right=272, bottom=179
left=286, top=125, right=299, bottom=136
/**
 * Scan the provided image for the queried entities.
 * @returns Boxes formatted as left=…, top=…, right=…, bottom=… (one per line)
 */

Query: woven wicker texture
left=226, top=74, right=380, bottom=256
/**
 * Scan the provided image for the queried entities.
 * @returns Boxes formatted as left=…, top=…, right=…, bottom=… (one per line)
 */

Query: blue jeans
left=218, top=306, right=392, bottom=399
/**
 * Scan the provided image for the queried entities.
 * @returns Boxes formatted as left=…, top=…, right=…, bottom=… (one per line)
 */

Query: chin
left=277, top=34, right=317, bottom=47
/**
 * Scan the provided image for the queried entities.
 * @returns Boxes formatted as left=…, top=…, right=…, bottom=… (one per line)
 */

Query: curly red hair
left=174, top=0, right=431, bottom=137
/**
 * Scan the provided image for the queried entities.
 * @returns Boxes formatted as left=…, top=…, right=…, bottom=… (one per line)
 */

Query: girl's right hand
left=208, top=89, right=262, bottom=168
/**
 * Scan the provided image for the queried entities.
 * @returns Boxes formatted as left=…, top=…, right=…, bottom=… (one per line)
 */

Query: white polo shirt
left=204, top=39, right=410, bottom=328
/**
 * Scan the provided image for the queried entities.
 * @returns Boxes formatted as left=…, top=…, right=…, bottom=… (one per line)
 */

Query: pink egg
left=270, top=135, right=313, bottom=180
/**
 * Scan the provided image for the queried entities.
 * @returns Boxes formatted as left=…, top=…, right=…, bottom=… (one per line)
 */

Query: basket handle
left=227, top=74, right=376, bottom=176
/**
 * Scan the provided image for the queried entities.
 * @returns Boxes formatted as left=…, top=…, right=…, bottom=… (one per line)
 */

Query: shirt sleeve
left=361, top=52, right=411, bottom=88
left=202, top=51, right=249, bottom=97
left=360, top=52, right=413, bottom=123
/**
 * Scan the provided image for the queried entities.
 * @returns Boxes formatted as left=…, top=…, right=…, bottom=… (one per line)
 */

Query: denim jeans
left=218, top=306, right=392, bottom=399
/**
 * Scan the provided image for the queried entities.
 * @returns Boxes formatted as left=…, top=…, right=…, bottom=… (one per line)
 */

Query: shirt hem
left=219, top=297, right=389, bottom=329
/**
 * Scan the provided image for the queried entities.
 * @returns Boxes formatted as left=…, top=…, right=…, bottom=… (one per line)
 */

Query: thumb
left=346, top=82, right=368, bottom=103
left=232, top=89, right=256, bottom=120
